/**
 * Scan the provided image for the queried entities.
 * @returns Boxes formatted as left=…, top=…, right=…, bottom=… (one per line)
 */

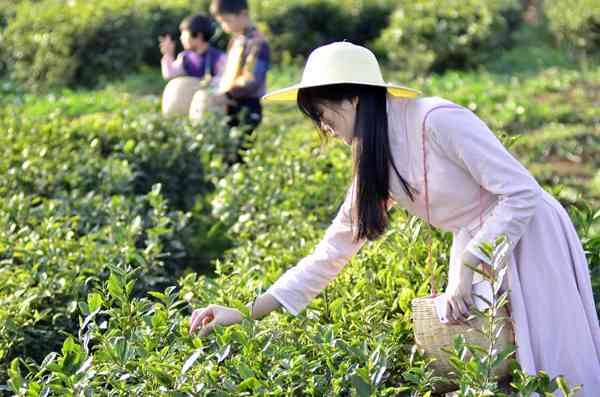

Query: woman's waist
left=431, top=193, right=498, bottom=235
left=461, top=189, right=563, bottom=236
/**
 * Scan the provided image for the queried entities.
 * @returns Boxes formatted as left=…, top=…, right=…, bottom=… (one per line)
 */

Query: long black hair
left=297, top=83, right=415, bottom=242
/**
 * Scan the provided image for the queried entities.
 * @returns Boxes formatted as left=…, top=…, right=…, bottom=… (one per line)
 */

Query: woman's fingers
left=446, top=296, right=470, bottom=323
left=464, top=294, right=474, bottom=310
left=198, top=318, right=217, bottom=337
left=443, top=298, right=453, bottom=322
left=455, top=297, right=470, bottom=320
left=189, top=305, right=244, bottom=337
left=448, top=299, right=462, bottom=323
left=190, top=307, right=203, bottom=324
left=189, top=307, right=212, bottom=335
left=189, top=310, right=202, bottom=334
left=189, top=308, right=202, bottom=333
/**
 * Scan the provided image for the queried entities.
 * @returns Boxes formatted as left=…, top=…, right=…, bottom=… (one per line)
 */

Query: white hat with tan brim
left=262, top=41, right=421, bottom=103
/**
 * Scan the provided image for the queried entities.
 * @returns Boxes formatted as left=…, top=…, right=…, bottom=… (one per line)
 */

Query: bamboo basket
left=412, top=296, right=514, bottom=393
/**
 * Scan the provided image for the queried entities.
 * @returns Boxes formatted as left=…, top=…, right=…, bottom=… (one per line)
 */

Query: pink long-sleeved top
left=267, top=96, right=537, bottom=315
left=266, top=96, right=600, bottom=394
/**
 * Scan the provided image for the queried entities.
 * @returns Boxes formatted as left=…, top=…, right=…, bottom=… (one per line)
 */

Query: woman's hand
left=189, top=304, right=244, bottom=337
left=441, top=253, right=477, bottom=323
left=441, top=279, right=474, bottom=324
left=189, top=294, right=281, bottom=337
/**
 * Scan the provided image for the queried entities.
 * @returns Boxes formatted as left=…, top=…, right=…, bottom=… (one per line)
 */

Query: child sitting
left=159, top=13, right=226, bottom=85
left=159, top=13, right=226, bottom=117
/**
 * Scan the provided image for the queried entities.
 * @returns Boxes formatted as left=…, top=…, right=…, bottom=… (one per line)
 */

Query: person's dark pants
left=225, top=97, right=262, bottom=164
left=226, top=97, right=262, bottom=131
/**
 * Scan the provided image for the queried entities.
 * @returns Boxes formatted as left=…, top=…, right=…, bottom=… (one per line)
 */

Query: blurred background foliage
left=0, top=0, right=598, bottom=88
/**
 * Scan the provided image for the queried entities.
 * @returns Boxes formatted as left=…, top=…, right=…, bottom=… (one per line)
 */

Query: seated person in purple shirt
left=159, top=13, right=226, bottom=85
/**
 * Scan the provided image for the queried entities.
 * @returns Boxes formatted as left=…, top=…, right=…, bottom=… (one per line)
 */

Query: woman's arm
left=189, top=185, right=369, bottom=336
left=247, top=292, right=281, bottom=319
left=266, top=184, right=367, bottom=315
left=428, top=105, right=542, bottom=265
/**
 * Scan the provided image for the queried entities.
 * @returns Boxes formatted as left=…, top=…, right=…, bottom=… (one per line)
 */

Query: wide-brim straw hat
left=262, top=41, right=421, bottom=103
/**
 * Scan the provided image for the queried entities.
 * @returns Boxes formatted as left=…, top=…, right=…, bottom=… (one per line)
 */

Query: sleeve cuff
left=266, top=287, right=302, bottom=316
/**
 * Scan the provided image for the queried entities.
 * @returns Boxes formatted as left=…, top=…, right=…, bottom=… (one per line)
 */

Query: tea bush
left=6, top=96, right=591, bottom=394
left=3, top=0, right=394, bottom=84
left=0, top=107, right=237, bottom=215
left=1, top=57, right=598, bottom=395
left=0, top=3, right=10, bottom=75
left=375, top=0, right=522, bottom=76
left=408, top=67, right=600, bottom=136
left=3, top=109, right=456, bottom=394
left=0, top=86, right=243, bottom=384
left=0, top=185, right=181, bottom=386
left=0, top=0, right=29, bottom=76
left=3, top=0, right=208, bottom=88
left=545, top=0, right=600, bottom=54
left=4, top=0, right=139, bottom=88
left=252, top=0, right=394, bottom=63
